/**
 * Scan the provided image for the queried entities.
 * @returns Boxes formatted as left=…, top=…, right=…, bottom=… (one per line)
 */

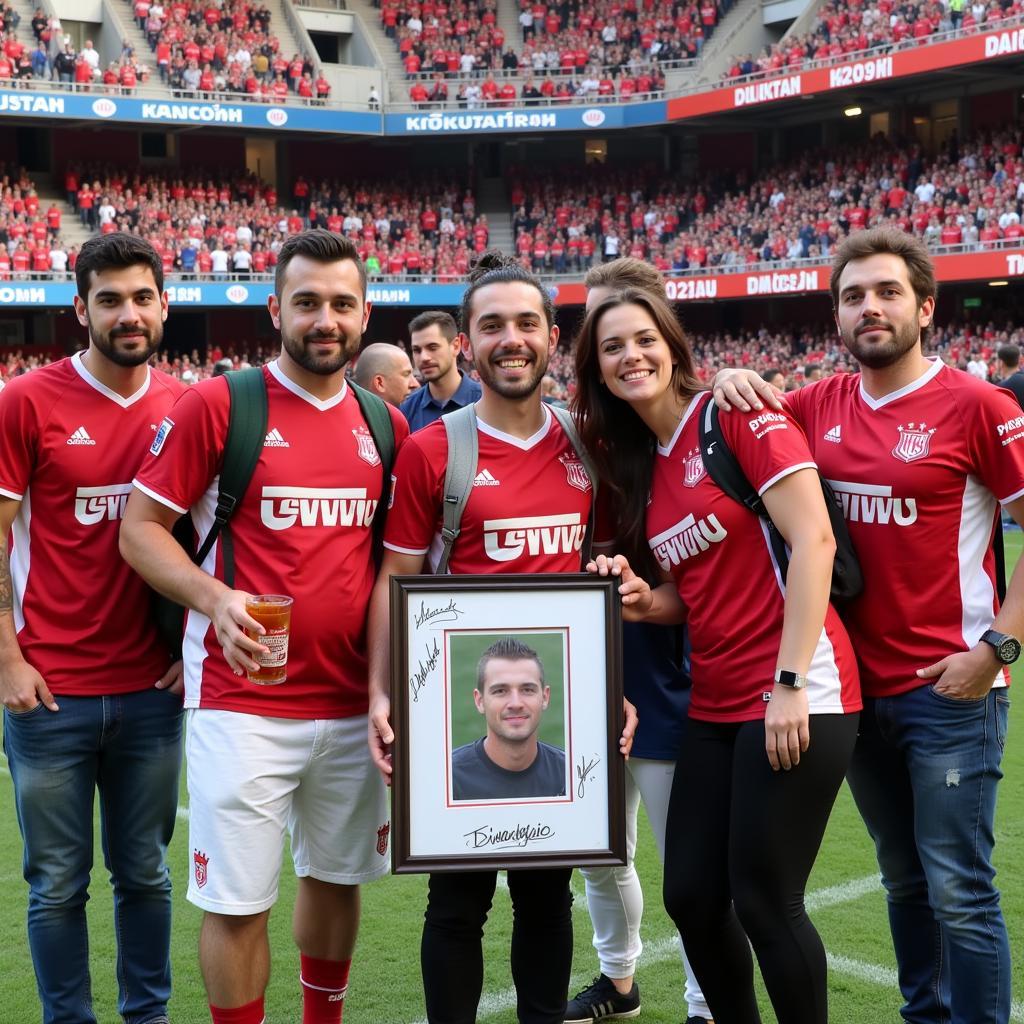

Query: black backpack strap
left=699, top=397, right=765, bottom=516
left=350, top=381, right=397, bottom=569
left=194, top=366, right=268, bottom=587
left=994, top=517, right=1007, bottom=604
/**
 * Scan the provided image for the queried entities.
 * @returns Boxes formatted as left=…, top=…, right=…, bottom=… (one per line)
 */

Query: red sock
left=209, top=997, right=265, bottom=1024
left=300, top=954, right=351, bottom=1024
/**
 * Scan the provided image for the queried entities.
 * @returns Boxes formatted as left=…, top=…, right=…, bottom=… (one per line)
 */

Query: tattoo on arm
left=0, top=546, right=12, bottom=613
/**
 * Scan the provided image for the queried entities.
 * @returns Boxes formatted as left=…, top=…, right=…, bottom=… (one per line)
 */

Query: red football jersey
left=785, top=361, right=1024, bottom=697
left=0, top=354, right=182, bottom=694
left=647, top=393, right=860, bottom=722
left=134, top=361, right=409, bottom=719
left=384, top=408, right=593, bottom=574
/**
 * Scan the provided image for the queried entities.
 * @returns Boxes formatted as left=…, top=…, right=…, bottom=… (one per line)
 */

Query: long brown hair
left=572, top=289, right=704, bottom=580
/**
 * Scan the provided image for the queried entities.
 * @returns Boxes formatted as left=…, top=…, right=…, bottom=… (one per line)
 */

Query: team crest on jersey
left=892, top=423, right=935, bottom=463
left=559, top=451, right=591, bottom=493
left=193, top=849, right=209, bottom=888
left=683, top=447, right=706, bottom=488
left=353, top=426, right=381, bottom=467
left=376, top=822, right=390, bottom=856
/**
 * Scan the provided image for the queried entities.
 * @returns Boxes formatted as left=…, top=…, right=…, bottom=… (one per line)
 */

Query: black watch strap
left=980, top=629, right=1021, bottom=665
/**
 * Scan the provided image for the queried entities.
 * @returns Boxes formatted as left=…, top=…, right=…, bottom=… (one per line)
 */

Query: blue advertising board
left=0, top=88, right=667, bottom=137
left=0, top=279, right=468, bottom=308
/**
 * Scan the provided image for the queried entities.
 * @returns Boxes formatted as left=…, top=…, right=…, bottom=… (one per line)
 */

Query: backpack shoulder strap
left=437, top=404, right=479, bottom=575
left=699, top=396, right=764, bottom=516
left=350, top=381, right=397, bottom=568
left=194, top=366, right=268, bottom=587
left=548, top=404, right=598, bottom=568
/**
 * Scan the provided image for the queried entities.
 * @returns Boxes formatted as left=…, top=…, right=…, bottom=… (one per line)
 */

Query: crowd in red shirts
left=0, top=166, right=75, bottom=279
left=725, top=0, right=1022, bottom=81
left=127, top=0, right=330, bottom=102
left=390, top=0, right=720, bottom=105
left=506, top=125, right=1023, bottom=275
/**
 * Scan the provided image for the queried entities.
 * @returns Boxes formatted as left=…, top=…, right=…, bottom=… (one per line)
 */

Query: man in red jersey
left=0, top=233, right=183, bottom=1024
left=122, top=230, right=409, bottom=1024
left=367, top=252, right=634, bottom=1024
left=714, top=227, right=1024, bottom=1024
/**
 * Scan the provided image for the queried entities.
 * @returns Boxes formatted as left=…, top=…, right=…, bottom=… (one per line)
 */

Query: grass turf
left=0, top=535, right=1021, bottom=1022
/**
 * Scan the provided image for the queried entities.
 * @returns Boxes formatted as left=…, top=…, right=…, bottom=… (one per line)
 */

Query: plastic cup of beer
left=245, top=595, right=294, bottom=685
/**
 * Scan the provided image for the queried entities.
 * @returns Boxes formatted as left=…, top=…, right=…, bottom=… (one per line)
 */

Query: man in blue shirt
left=399, top=309, right=481, bottom=431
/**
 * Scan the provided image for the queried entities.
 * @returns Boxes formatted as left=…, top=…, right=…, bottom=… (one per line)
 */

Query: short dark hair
left=459, top=250, right=554, bottom=335
left=761, top=367, right=784, bottom=383
left=274, top=229, right=367, bottom=298
left=75, top=233, right=163, bottom=301
left=998, top=344, right=1021, bottom=369
left=476, top=636, right=545, bottom=690
left=804, top=362, right=821, bottom=377
left=584, top=257, right=664, bottom=295
left=408, top=309, right=457, bottom=342
left=830, top=227, right=937, bottom=344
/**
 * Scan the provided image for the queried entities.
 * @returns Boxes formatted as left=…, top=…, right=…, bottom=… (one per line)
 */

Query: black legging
left=421, top=867, right=573, bottom=1024
left=663, top=712, right=859, bottom=1024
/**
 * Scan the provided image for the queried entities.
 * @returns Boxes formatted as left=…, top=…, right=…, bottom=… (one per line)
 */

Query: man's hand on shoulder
left=712, top=368, right=785, bottom=413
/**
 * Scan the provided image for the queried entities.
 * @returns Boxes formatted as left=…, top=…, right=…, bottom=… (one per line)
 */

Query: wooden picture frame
left=390, top=573, right=626, bottom=873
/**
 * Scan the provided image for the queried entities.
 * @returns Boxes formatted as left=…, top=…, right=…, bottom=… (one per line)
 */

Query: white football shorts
left=184, top=709, right=390, bottom=914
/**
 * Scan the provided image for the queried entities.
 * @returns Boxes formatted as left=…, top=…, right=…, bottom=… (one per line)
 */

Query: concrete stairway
left=496, top=0, right=523, bottom=57
left=341, top=0, right=407, bottom=101
left=106, top=0, right=153, bottom=72
left=33, top=188, right=93, bottom=255
left=261, top=0, right=309, bottom=62
left=477, top=176, right=513, bottom=254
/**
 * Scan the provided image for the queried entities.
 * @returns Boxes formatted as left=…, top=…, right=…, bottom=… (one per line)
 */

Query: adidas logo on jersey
left=473, top=469, right=500, bottom=486
left=264, top=427, right=290, bottom=447
left=823, top=425, right=842, bottom=443
left=67, top=426, right=96, bottom=446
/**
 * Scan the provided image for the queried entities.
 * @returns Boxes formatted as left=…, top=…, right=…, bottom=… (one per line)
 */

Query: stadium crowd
left=725, top=0, right=1024, bottom=81
left=387, top=0, right=722, bottom=104
left=507, top=125, right=1024, bottom=273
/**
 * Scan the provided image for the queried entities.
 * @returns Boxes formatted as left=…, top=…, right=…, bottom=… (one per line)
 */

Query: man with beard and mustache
left=366, top=251, right=635, bottom=1024
left=121, top=230, right=408, bottom=1024
left=713, top=227, right=1024, bottom=1024
left=0, top=233, right=184, bottom=1024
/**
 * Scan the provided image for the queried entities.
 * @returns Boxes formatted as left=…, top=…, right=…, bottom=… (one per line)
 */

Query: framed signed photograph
left=390, top=574, right=625, bottom=873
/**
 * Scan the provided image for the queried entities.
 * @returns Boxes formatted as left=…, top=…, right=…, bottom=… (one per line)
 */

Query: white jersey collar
left=267, top=358, right=348, bottom=411
left=858, top=357, right=943, bottom=411
left=71, top=350, right=151, bottom=409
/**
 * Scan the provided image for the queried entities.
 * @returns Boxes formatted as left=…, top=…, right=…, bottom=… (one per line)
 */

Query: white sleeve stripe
left=757, top=462, right=818, bottom=496
left=0, top=486, right=24, bottom=500
left=131, top=479, right=189, bottom=515
left=999, top=484, right=1024, bottom=506
left=383, top=541, right=430, bottom=555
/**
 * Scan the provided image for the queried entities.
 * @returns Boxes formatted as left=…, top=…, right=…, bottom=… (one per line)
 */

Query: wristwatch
left=979, top=629, right=1021, bottom=665
left=774, top=669, right=807, bottom=689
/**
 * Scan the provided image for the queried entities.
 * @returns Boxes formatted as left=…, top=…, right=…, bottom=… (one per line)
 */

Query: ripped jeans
left=847, top=686, right=1011, bottom=1024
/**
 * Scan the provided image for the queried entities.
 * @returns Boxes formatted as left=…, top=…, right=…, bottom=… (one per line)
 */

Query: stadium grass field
left=1, top=539, right=1022, bottom=1023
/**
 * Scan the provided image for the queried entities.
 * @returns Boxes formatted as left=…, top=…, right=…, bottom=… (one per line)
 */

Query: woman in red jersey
left=573, top=288, right=861, bottom=1024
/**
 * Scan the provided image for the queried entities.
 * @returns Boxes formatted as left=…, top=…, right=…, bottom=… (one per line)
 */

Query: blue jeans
left=4, top=689, right=183, bottom=1024
left=846, top=686, right=1011, bottom=1024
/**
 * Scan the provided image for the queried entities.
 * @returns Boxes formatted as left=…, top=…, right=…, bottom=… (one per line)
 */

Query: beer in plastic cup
left=245, top=595, right=293, bottom=685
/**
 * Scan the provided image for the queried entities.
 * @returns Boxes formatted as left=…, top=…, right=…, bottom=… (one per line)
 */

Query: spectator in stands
left=354, top=342, right=420, bottom=407
left=994, top=344, right=1024, bottom=408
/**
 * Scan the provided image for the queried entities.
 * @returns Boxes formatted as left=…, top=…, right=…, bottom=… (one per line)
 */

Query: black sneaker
left=683, top=1017, right=711, bottom=1024
left=564, top=974, right=641, bottom=1022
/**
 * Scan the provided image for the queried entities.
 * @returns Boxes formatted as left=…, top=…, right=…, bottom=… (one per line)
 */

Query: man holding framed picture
left=368, top=251, right=634, bottom=1024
